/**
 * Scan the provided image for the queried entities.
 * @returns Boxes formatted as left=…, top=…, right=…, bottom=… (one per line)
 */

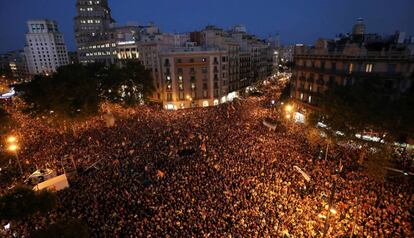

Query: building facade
left=0, top=50, right=30, bottom=81
left=73, top=0, right=275, bottom=109
left=24, top=19, right=69, bottom=75
left=291, top=19, right=414, bottom=109
left=159, top=47, right=231, bottom=109
left=74, top=0, right=116, bottom=64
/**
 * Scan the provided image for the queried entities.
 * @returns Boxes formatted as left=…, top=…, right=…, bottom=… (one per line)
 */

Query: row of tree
left=0, top=186, right=89, bottom=237
left=303, top=76, right=414, bottom=180
left=15, top=61, right=154, bottom=119
left=308, top=76, right=414, bottom=144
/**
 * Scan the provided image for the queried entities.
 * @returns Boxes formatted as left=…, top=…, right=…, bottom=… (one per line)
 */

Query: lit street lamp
left=285, top=104, right=293, bottom=112
left=6, top=136, right=17, bottom=144
left=5, top=136, right=23, bottom=175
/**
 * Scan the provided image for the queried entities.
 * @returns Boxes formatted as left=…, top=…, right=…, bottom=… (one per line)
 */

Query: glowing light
left=6, top=136, right=17, bottom=144
left=286, top=114, right=291, bottom=119
left=285, top=105, right=293, bottom=112
left=318, top=214, right=327, bottom=219
left=8, top=144, right=19, bottom=152
left=330, top=208, right=337, bottom=214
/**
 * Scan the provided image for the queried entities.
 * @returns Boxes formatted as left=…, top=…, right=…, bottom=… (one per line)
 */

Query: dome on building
left=352, top=18, right=366, bottom=35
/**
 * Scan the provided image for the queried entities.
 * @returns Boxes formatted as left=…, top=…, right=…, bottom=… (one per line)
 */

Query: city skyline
left=1, top=0, right=414, bottom=53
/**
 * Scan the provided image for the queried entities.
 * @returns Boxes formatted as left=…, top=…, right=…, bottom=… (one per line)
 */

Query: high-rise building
left=74, top=0, right=116, bottom=64
left=24, top=19, right=69, bottom=75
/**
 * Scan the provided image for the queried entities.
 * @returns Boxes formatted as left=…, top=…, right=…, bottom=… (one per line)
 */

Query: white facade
left=25, top=19, right=69, bottom=75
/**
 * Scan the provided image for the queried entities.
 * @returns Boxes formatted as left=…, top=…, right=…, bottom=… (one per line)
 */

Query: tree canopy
left=311, top=77, right=414, bottom=143
left=16, top=61, right=154, bottom=119
left=31, top=219, right=89, bottom=238
left=0, top=186, right=57, bottom=220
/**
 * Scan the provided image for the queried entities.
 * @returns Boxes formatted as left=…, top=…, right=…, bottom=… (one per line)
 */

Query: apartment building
left=24, top=19, right=69, bottom=75
left=159, top=47, right=229, bottom=109
left=291, top=19, right=414, bottom=108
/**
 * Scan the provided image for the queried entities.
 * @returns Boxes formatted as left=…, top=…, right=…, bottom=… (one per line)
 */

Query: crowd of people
left=1, top=79, right=413, bottom=237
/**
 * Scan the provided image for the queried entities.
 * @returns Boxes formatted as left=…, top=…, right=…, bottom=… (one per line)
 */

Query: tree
left=311, top=76, right=414, bottom=179
left=16, top=64, right=101, bottom=119
left=316, top=77, right=414, bottom=143
left=16, top=61, right=155, bottom=119
left=31, top=219, right=89, bottom=238
left=101, top=61, right=155, bottom=105
left=0, top=186, right=56, bottom=220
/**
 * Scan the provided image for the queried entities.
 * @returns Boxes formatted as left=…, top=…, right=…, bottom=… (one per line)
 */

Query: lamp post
left=6, top=136, right=23, bottom=175
left=322, top=179, right=337, bottom=238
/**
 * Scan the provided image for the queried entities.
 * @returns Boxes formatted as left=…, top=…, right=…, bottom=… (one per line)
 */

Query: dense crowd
left=2, top=80, right=413, bottom=237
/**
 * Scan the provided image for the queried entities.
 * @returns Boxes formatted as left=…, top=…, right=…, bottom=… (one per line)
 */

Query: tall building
left=74, top=0, right=116, bottom=64
left=291, top=19, right=414, bottom=109
left=159, top=46, right=229, bottom=109
left=24, top=19, right=69, bottom=75
left=72, top=0, right=274, bottom=108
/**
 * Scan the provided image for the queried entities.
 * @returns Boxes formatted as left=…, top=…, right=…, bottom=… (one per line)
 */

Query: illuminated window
left=365, top=64, right=373, bottom=73
left=308, top=96, right=312, bottom=103
left=349, top=63, right=354, bottom=73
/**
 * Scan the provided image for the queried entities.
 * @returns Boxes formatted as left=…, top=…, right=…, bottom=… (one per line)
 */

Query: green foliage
left=16, top=64, right=100, bottom=119
left=317, top=77, right=414, bottom=142
left=31, top=219, right=89, bottom=238
left=100, top=60, right=155, bottom=105
left=16, top=61, right=154, bottom=119
left=0, top=186, right=57, bottom=220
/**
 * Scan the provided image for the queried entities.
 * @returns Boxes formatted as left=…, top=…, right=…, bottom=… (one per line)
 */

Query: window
left=387, top=64, right=396, bottom=73
left=308, top=96, right=312, bottom=103
left=349, top=63, right=354, bottom=73
left=365, top=63, right=373, bottom=73
left=167, top=93, right=172, bottom=101
left=331, top=62, right=336, bottom=71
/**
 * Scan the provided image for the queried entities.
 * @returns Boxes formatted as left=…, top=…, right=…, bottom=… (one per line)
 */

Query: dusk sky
left=1, top=0, right=413, bottom=53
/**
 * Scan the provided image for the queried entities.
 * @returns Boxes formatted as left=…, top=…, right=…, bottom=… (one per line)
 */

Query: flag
left=157, top=170, right=165, bottom=178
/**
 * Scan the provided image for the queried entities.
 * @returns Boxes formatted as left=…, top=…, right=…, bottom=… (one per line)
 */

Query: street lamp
left=5, top=136, right=23, bottom=175
left=285, top=104, right=293, bottom=112
left=6, top=136, right=17, bottom=144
